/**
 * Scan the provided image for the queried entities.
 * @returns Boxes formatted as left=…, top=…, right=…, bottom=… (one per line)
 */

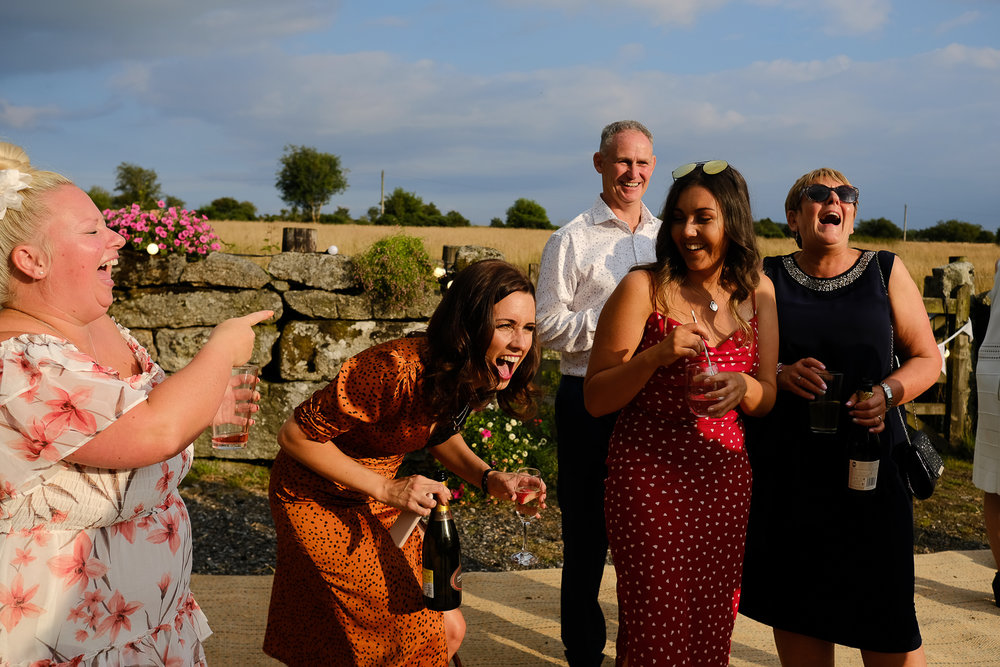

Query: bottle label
left=422, top=568, right=434, bottom=597
left=848, top=459, right=879, bottom=491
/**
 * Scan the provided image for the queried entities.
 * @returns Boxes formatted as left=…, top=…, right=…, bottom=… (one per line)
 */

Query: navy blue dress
left=739, top=250, right=921, bottom=653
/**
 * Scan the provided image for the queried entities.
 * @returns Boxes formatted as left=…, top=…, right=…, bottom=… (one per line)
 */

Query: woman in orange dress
left=264, top=259, right=544, bottom=666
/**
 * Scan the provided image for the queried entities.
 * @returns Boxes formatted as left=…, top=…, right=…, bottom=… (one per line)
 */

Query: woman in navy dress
left=740, top=168, right=940, bottom=666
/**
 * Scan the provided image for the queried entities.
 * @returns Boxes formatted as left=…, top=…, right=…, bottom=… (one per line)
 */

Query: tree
left=275, top=145, right=348, bottom=222
left=87, top=186, right=113, bottom=211
left=490, top=217, right=504, bottom=228
left=442, top=210, right=471, bottom=227
left=318, top=206, right=354, bottom=224
left=374, top=188, right=439, bottom=226
left=505, top=198, right=554, bottom=229
left=754, top=217, right=787, bottom=238
left=113, top=162, right=162, bottom=209
left=911, top=219, right=994, bottom=243
left=198, top=197, right=258, bottom=221
left=854, top=217, right=903, bottom=239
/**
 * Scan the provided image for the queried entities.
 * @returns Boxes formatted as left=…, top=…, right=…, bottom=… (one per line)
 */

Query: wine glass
left=510, top=467, right=542, bottom=566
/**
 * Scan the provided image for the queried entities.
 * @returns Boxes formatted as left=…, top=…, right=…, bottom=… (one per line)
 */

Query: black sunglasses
left=671, top=160, right=728, bottom=181
left=801, top=183, right=859, bottom=204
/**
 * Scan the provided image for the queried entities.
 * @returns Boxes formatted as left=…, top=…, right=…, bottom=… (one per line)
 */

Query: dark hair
left=423, top=259, right=540, bottom=420
left=644, top=162, right=760, bottom=335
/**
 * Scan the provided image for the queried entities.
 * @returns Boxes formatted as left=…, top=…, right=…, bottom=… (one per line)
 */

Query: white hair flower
left=433, top=267, right=447, bottom=279
left=0, top=169, right=32, bottom=221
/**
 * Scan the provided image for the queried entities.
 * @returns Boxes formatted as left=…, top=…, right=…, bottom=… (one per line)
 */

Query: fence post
left=949, top=283, right=973, bottom=443
left=282, top=227, right=317, bottom=253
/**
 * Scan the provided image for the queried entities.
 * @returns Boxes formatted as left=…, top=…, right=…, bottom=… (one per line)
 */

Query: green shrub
left=352, top=235, right=436, bottom=310
left=458, top=405, right=556, bottom=501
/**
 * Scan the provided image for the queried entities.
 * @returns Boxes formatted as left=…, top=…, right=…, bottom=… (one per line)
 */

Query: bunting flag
left=937, top=319, right=974, bottom=376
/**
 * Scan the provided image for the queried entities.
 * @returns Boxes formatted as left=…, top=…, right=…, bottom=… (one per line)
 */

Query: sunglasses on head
left=671, top=160, right=728, bottom=181
left=801, top=183, right=859, bottom=204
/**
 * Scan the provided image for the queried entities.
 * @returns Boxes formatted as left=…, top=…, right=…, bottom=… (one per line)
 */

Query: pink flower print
left=0, top=574, right=44, bottom=632
left=43, top=387, right=97, bottom=435
left=20, top=524, right=51, bottom=547
left=147, top=512, right=181, bottom=553
left=158, top=573, right=172, bottom=598
left=0, top=478, right=16, bottom=502
left=95, top=591, right=143, bottom=642
left=156, top=461, right=175, bottom=494
left=12, top=547, right=36, bottom=567
left=67, top=603, right=88, bottom=622
left=82, top=590, right=105, bottom=610
left=83, top=606, right=103, bottom=631
left=123, top=640, right=143, bottom=660
left=75, top=629, right=89, bottom=642
left=14, top=352, right=42, bottom=399
left=132, top=503, right=145, bottom=517
left=50, top=508, right=68, bottom=524
left=162, top=643, right=184, bottom=667
left=137, top=514, right=157, bottom=531
left=112, top=518, right=136, bottom=543
left=14, top=420, right=60, bottom=462
left=47, top=533, right=109, bottom=591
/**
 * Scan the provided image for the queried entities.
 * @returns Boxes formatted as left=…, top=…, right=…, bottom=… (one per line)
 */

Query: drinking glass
left=510, top=467, right=542, bottom=566
left=685, top=361, right=720, bottom=417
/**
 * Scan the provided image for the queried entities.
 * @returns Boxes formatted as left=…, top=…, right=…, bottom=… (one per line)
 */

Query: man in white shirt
left=536, top=120, right=661, bottom=666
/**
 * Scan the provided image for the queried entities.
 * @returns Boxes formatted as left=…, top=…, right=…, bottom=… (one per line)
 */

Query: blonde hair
left=0, top=142, right=72, bottom=302
left=784, top=167, right=855, bottom=214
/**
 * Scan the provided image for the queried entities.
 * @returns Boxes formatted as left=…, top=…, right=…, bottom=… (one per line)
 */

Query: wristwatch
left=880, top=381, right=895, bottom=408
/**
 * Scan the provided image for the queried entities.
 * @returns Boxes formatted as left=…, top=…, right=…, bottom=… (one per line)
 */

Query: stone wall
left=110, top=250, right=455, bottom=460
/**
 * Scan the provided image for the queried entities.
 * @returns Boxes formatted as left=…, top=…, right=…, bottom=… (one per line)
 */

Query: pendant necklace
left=709, top=300, right=719, bottom=312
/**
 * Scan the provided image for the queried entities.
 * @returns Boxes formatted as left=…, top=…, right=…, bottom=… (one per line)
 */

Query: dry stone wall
left=109, top=250, right=445, bottom=460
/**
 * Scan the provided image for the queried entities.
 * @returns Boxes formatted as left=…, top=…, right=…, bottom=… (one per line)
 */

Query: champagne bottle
left=422, top=471, right=462, bottom=611
left=847, top=378, right=880, bottom=494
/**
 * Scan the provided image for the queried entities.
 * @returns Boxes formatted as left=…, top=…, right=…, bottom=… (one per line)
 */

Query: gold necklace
left=2, top=306, right=98, bottom=360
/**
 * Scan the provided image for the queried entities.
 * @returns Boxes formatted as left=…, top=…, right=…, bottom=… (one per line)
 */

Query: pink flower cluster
left=104, top=200, right=222, bottom=256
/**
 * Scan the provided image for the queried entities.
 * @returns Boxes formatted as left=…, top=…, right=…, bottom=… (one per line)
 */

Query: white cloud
left=936, top=11, right=980, bottom=34
left=931, top=44, right=1000, bottom=69
left=503, top=0, right=889, bottom=32
left=0, top=100, right=62, bottom=130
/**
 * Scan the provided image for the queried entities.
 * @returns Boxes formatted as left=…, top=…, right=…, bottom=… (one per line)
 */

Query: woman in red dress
left=264, top=260, right=545, bottom=666
left=585, top=161, right=779, bottom=665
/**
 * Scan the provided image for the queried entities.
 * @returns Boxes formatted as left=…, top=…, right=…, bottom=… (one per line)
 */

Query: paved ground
left=192, top=549, right=1000, bottom=666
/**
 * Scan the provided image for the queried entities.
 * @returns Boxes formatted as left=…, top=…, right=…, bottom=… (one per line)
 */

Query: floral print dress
left=0, top=326, right=210, bottom=666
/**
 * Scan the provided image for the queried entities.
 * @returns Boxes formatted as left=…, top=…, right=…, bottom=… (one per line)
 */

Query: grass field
left=209, top=220, right=1000, bottom=294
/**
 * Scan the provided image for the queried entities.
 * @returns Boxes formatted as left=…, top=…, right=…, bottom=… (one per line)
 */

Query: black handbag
left=899, top=414, right=945, bottom=500
left=875, top=250, right=945, bottom=500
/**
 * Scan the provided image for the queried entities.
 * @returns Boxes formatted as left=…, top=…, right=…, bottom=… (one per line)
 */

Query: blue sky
left=2, top=1, right=999, bottom=230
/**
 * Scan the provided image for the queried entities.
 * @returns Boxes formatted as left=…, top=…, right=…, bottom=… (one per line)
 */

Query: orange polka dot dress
left=264, top=338, right=449, bottom=666
left=605, top=313, right=758, bottom=666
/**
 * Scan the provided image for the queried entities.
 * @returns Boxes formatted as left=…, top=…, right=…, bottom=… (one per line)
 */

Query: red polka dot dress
left=605, top=312, right=758, bottom=666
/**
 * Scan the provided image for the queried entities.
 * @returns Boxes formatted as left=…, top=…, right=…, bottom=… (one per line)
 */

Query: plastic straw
left=690, top=310, right=717, bottom=373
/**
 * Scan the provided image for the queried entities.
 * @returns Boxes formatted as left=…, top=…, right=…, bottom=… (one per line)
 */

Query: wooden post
left=442, top=245, right=459, bottom=270
left=282, top=228, right=317, bottom=253
left=528, top=262, right=540, bottom=285
left=949, top=283, right=973, bottom=444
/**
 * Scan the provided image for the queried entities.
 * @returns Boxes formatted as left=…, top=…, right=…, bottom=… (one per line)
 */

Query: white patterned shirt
left=536, top=197, right=661, bottom=377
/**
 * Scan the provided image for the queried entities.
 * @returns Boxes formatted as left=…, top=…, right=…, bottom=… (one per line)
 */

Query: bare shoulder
left=756, top=271, right=775, bottom=297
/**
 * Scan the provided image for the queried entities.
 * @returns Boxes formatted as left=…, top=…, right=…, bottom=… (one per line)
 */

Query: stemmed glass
left=510, top=467, right=543, bottom=566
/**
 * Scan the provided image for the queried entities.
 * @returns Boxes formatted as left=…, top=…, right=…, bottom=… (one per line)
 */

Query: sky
left=2, top=1, right=999, bottom=231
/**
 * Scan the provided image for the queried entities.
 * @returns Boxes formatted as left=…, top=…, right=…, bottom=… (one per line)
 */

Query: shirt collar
left=589, top=196, right=656, bottom=231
